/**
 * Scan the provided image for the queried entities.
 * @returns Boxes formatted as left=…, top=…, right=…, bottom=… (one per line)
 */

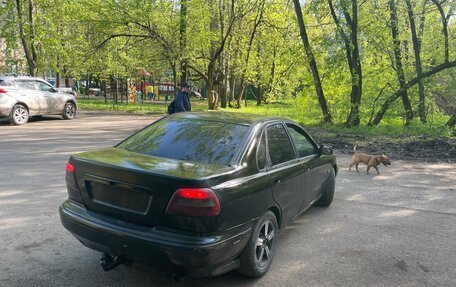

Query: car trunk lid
left=70, top=147, right=232, bottom=227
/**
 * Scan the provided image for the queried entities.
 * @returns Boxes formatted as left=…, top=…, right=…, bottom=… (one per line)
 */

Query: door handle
left=274, top=179, right=281, bottom=184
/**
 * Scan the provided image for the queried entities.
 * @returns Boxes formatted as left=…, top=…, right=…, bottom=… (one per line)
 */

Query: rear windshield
left=117, top=118, right=250, bottom=165
left=0, top=79, right=14, bottom=86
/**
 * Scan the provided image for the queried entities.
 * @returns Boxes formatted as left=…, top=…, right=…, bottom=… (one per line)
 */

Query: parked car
left=0, top=75, right=77, bottom=125
left=191, top=90, right=202, bottom=99
left=56, top=87, right=78, bottom=97
left=59, top=112, right=337, bottom=278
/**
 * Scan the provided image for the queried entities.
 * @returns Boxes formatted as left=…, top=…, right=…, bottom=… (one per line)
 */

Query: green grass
left=78, top=98, right=209, bottom=114
left=78, top=98, right=454, bottom=138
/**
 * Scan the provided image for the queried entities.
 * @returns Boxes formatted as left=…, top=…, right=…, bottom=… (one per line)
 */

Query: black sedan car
left=59, top=112, right=337, bottom=278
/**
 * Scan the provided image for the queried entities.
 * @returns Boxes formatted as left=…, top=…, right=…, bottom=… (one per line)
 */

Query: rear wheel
left=238, top=211, right=278, bottom=278
left=10, top=104, right=29, bottom=125
left=315, top=167, right=335, bottom=207
left=62, top=102, right=76, bottom=120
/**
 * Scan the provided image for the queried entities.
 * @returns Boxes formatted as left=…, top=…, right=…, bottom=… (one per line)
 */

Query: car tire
left=315, top=167, right=335, bottom=207
left=238, top=211, right=278, bottom=278
left=9, top=104, right=29, bottom=125
left=62, top=102, right=76, bottom=120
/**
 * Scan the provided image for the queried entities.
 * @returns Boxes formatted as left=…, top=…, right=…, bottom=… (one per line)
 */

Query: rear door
left=15, top=80, right=41, bottom=115
left=266, top=122, right=302, bottom=226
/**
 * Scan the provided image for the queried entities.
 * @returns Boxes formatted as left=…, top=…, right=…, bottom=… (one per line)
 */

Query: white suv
left=0, top=75, right=77, bottom=125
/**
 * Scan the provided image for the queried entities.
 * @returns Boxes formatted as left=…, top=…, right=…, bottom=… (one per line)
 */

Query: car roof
left=0, top=75, right=47, bottom=82
left=171, top=111, right=287, bottom=126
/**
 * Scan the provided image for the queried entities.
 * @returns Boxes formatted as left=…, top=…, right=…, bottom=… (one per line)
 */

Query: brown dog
left=348, top=146, right=391, bottom=174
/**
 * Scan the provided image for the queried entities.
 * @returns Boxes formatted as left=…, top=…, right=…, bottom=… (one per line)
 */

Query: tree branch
left=370, top=60, right=456, bottom=125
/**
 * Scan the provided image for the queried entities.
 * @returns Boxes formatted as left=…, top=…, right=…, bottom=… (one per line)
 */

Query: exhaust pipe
left=100, top=253, right=132, bottom=271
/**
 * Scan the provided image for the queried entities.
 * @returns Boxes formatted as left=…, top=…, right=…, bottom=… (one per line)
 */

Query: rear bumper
left=59, top=200, right=252, bottom=277
left=0, top=106, right=12, bottom=117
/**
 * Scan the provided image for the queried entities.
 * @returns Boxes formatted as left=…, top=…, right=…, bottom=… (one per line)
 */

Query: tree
left=430, top=0, right=452, bottom=63
left=14, top=0, right=38, bottom=76
left=293, top=0, right=332, bottom=123
left=388, top=0, right=413, bottom=125
left=328, top=0, right=362, bottom=127
left=405, top=0, right=427, bottom=123
left=370, top=60, right=456, bottom=125
left=236, top=0, right=264, bottom=109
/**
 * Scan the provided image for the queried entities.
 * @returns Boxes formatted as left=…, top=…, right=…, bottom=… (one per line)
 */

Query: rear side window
left=0, top=79, right=11, bottom=86
left=16, top=80, right=36, bottom=90
left=266, top=123, right=295, bottom=166
left=117, top=118, right=249, bottom=165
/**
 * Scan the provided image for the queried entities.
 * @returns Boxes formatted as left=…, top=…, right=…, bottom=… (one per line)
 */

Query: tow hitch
left=100, top=253, right=132, bottom=271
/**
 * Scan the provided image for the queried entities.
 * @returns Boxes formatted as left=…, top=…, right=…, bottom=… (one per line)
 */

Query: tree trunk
left=85, top=74, right=91, bottom=96
left=236, top=2, right=264, bottom=109
left=346, top=0, right=362, bottom=127
left=56, top=71, right=60, bottom=88
left=265, top=46, right=277, bottom=103
left=447, top=115, right=456, bottom=127
left=64, top=66, right=70, bottom=87
left=405, top=0, right=426, bottom=123
left=110, top=76, right=117, bottom=103
left=15, top=0, right=38, bottom=76
left=220, top=50, right=229, bottom=108
left=389, top=0, right=413, bottom=125
left=328, top=0, right=361, bottom=127
left=228, top=74, right=235, bottom=108
left=431, top=0, right=450, bottom=63
left=207, top=62, right=216, bottom=109
left=179, top=0, right=188, bottom=83
left=294, top=0, right=331, bottom=123
left=207, top=0, right=218, bottom=110
left=120, top=78, right=124, bottom=103
left=257, top=86, right=262, bottom=106
left=370, top=60, right=456, bottom=125
left=236, top=83, right=246, bottom=109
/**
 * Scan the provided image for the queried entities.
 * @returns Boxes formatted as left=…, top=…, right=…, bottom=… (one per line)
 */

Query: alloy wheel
left=255, top=220, right=275, bottom=268
left=13, top=106, right=28, bottom=124
left=65, top=103, right=76, bottom=119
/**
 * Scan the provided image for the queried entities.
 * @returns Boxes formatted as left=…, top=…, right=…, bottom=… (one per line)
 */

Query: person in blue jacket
left=174, top=82, right=192, bottom=113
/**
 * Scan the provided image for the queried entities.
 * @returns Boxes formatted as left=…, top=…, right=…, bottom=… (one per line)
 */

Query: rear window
left=117, top=118, right=249, bottom=165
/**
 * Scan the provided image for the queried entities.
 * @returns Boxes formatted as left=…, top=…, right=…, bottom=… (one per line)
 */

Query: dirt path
left=316, top=133, right=456, bottom=163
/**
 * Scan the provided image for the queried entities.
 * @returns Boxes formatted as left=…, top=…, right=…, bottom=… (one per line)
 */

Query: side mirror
left=319, top=144, right=333, bottom=155
left=52, top=87, right=59, bottom=93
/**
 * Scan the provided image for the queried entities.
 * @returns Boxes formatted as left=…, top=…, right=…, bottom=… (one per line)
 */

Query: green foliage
left=0, top=0, right=454, bottom=127
left=78, top=99, right=209, bottom=114
left=78, top=98, right=452, bottom=138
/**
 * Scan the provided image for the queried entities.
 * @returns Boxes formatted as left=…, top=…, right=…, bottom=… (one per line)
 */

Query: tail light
left=0, top=88, right=7, bottom=93
left=65, top=162, right=75, bottom=172
left=65, top=162, right=83, bottom=203
left=166, top=188, right=220, bottom=217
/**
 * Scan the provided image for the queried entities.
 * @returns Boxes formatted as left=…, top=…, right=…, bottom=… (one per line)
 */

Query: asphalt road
left=0, top=112, right=455, bottom=287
